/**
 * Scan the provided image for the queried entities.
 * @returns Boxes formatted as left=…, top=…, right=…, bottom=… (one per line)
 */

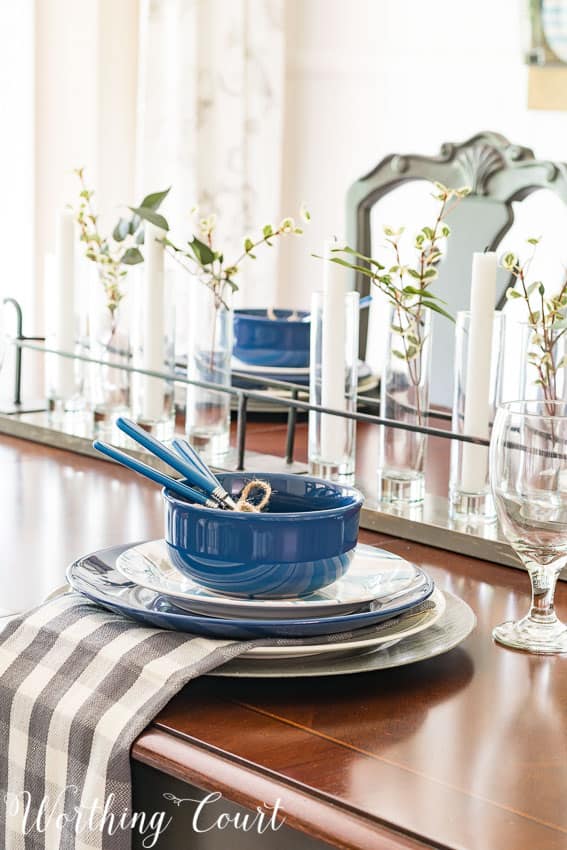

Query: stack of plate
left=67, top=542, right=475, bottom=677
left=231, top=357, right=374, bottom=389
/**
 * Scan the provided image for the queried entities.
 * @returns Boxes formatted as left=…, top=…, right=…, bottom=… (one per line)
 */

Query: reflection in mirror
left=497, top=189, right=567, bottom=402
left=366, top=181, right=437, bottom=380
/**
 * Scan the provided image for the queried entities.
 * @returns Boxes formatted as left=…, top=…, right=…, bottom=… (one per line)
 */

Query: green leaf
left=423, top=268, right=439, bottom=280
left=557, top=356, right=567, bottom=369
left=121, top=247, right=144, bottom=265
left=139, top=187, right=171, bottom=211
left=527, top=237, right=540, bottom=246
left=189, top=236, right=216, bottom=266
left=263, top=224, right=274, bottom=239
left=422, top=301, right=454, bottom=322
left=112, top=218, right=130, bottom=242
left=501, top=252, right=517, bottom=270
left=339, top=246, right=385, bottom=270
left=402, top=285, right=426, bottom=296
left=328, top=257, right=378, bottom=279
left=392, top=350, right=407, bottom=360
left=422, top=226, right=435, bottom=240
left=506, top=287, right=522, bottom=299
left=129, top=206, right=169, bottom=231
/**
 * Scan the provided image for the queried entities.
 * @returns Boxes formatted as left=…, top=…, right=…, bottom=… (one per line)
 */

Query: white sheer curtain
left=136, top=0, right=285, bottom=308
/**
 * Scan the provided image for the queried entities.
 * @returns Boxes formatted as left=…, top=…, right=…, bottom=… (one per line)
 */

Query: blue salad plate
left=67, top=544, right=435, bottom=640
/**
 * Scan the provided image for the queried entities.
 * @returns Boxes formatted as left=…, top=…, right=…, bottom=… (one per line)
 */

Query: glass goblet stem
left=525, top=560, right=563, bottom=625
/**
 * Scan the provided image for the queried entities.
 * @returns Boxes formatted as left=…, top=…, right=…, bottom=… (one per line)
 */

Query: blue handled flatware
left=115, top=417, right=236, bottom=510
left=171, top=437, right=238, bottom=510
left=92, top=441, right=219, bottom=508
left=171, top=437, right=217, bottom=482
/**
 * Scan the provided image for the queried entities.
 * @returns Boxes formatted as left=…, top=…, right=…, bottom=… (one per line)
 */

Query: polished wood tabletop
left=1, top=425, right=566, bottom=850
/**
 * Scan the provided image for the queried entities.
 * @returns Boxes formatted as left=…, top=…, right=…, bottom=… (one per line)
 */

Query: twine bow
left=235, top=479, right=272, bottom=512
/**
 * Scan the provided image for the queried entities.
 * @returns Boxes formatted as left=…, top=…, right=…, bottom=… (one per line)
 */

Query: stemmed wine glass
left=490, top=400, right=567, bottom=653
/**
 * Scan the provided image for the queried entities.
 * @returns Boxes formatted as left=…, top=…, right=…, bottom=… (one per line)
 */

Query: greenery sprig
left=503, top=238, right=567, bottom=403
left=131, top=204, right=310, bottom=309
left=317, top=183, right=470, bottom=423
left=74, top=169, right=170, bottom=318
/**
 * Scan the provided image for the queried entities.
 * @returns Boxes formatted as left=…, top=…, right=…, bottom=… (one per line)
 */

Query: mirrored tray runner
left=0, top=408, right=552, bottom=580
left=0, top=327, right=553, bottom=581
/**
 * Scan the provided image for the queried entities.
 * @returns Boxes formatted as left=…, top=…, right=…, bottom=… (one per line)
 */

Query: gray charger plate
left=209, top=591, right=475, bottom=677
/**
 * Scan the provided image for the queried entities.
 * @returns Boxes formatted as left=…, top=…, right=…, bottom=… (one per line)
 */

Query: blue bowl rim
left=234, top=308, right=309, bottom=327
left=162, top=472, right=364, bottom=520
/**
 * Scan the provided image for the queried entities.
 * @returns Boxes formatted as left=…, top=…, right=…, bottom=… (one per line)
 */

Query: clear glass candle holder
left=308, top=291, right=359, bottom=481
left=449, top=311, right=504, bottom=522
left=377, top=306, right=431, bottom=504
left=44, top=254, right=86, bottom=421
left=131, top=268, right=176, bottom=440
left=185, top=283, right=232, bottom=462
left=86, top=266, right=132, bottom=434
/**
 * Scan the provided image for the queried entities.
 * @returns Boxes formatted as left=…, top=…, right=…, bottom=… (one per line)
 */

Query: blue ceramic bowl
left=233, top=309, right=310, bottom=368
left=164, top=472, right=363, bottom=598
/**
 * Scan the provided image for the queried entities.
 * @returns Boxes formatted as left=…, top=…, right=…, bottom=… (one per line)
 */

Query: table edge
left=132, top=727, right=439, bottom=850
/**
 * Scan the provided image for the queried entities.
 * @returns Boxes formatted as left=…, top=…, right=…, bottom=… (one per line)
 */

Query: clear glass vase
left=516, top=321, right=567, bottom=404
left=185, top=283, right=232, bottom=461
left=86, top=267, right=131, bottom=433
left=131, top=266, right=176, bottom=440
left=44, top=254, right=86, bottom=420
left=449, top=311, right=505, bottom=522
left=377, top=306, right=432, bottom=503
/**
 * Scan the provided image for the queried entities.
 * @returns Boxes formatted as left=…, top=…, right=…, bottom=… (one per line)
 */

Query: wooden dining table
left=1, top=421, right=566, bottom=850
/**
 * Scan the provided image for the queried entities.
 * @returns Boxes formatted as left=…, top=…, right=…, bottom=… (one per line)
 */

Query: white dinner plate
left=115, top=540, right=431, bottom=620
left=243, top=589, right=445, bottom=659
left=211, top=591, right=475, bottom=677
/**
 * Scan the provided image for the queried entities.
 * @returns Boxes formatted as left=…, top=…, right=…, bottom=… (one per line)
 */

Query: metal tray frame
left=0, top=297, right=535, bottom=577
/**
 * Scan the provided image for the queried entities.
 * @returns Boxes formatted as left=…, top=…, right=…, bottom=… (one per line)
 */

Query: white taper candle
left=461, top=252, right=497, bottom=492
left=140, top=222, right=166, bottom=421
left=321, top=237, right=348, bottom=460
left=53, top=210, right=76, bottom=398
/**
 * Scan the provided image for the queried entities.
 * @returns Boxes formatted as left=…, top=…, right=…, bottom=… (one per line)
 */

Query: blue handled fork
left=93, top=440, right=219, bottom=507
left=115, top=417, right=237, bottom=510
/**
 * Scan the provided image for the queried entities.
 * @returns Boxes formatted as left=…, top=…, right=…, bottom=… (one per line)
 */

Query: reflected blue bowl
left=164, top=472, right=363, bottom=598
left=233, top=309, right=310, bottom=368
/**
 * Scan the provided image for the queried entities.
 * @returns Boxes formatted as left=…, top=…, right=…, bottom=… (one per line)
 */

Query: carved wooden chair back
left=346, top=132, right=567, bottom=407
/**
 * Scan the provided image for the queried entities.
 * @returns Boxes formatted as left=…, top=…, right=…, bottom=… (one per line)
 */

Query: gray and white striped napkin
left=0, top=591, right=433, bottom=850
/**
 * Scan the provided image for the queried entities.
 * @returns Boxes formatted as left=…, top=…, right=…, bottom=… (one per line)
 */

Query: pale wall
left=277, top=0, right=567, bottom=308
